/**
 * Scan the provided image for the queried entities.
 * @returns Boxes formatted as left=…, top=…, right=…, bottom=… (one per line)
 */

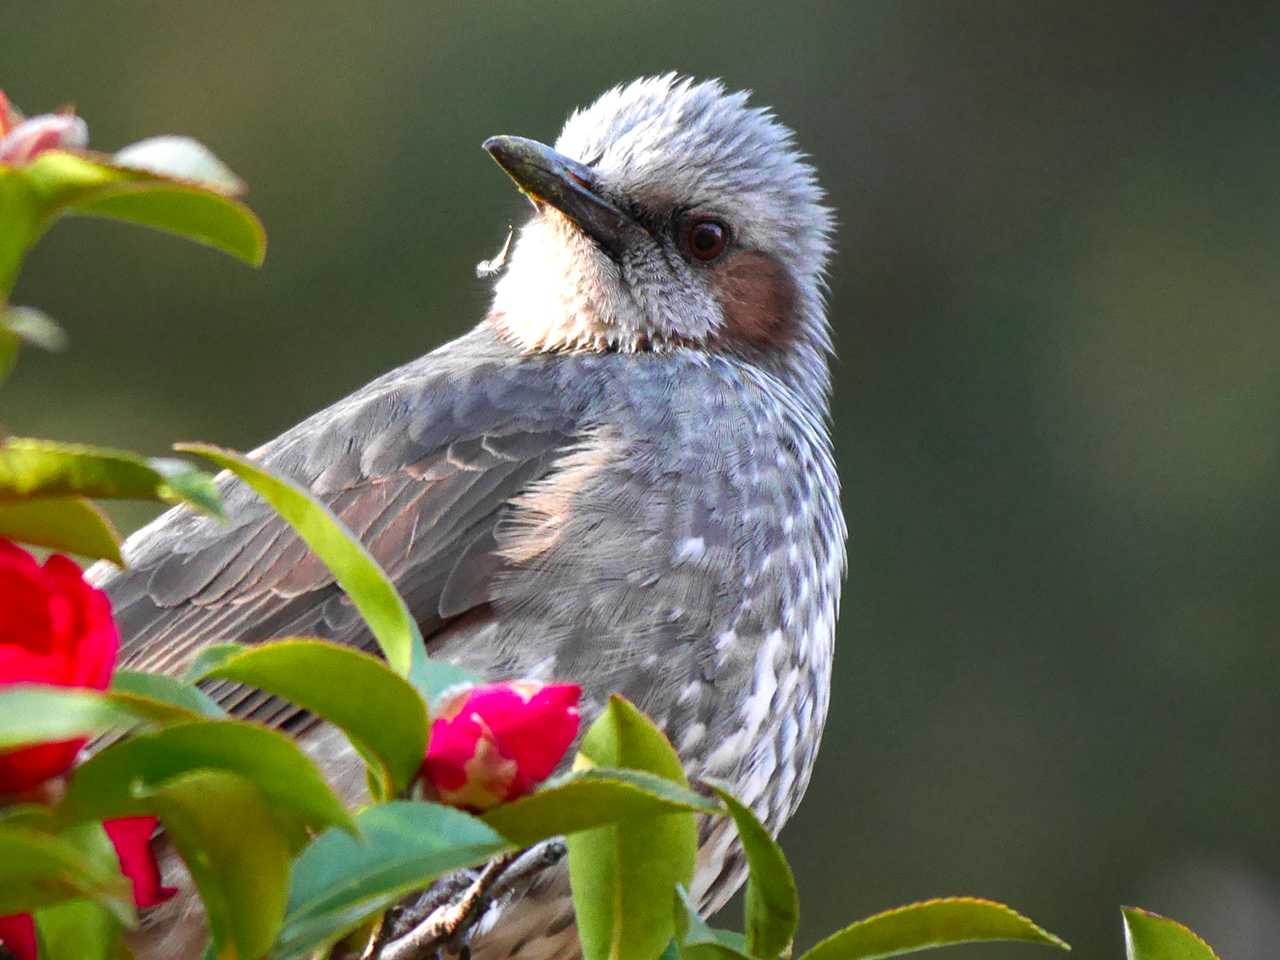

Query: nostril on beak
left=565, top=168, right=594, bottom=192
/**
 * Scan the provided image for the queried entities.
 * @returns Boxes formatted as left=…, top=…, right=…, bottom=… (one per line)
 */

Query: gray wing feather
left=94, top=331, right=579, bottom=728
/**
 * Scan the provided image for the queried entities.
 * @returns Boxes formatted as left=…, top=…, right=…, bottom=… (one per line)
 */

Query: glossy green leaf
left=19, top=150, right=266, bottom=266
left=0, top=824, right=131, bottom=917
left=703, top=779, right=798, bottom=960
left=0, top=496, right=122, bottom=563
left=798, top=898, right=1069, bottom=960
left=674, top=885, right=754, bottom=960
left=569, top=695, right=700, bottom=960
left=174, top=444, right=429, bottom=684
left=0, top=438, right=223, bottom=517
left=0, top=685, right=199, bottom=750
left=271, top=801, right=512, bottom=960
left=1123, top=908, right=1219, bottom=960
left=58, top=720, right=356, bottom=844
left=484, top=767, right=721, bottom=846
left=79, top=186, right=265, bottom=266
left=142, top=770, right=290, bottom=960
left=188, top=638, right=429, bottom=796
left=110, top=670, right=225, bottom=719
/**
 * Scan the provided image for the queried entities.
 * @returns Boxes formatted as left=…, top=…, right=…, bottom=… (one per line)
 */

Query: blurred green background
left=5, top=2, right=1278, bottom=956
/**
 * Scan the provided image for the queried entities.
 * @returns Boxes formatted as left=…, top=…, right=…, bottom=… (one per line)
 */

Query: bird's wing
left=96, top=337, right=579, bottom=729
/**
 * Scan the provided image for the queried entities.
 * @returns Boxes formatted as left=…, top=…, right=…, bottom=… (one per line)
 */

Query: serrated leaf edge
left=1121, top=907, right=1220, bottom=960
left=803, top=897, right=1070, bottom=959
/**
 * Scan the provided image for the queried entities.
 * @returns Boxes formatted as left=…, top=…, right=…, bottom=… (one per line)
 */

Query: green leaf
left=702, top=780, right=798, bottom=960
left=569, top=695, right=700, bottom=960
left=149, top=458, right=225, bottom=517
left=174, top=444, right=427, bottom=683
left=188, top=638, right=428, bottom=796
left=271, top=801, right=512, bottom=960
left=19, top=150, right=266, bottom=266
left=674, top=885, right=754, bottom=960
left=0, top=167, right=41, bottom=297
left=798, top=898, right=1070, bottom=960
left=0, top=824, right=131, bottom=917
left=58, top=720, right=356, bottom=845
left=110, top=670, right=226, bottom=719
left=483, top=767, right=722, bottom=846
left=412, top=656, right=476, bottom=704
left=1122, top=908, right=1219, bottom=960
left=0, top=438, right=223, bottom=517
left=183, top=642, right=247, bottom=681
left=0, top=685, right=199, bottom=750
left=0, top=331, right=16, bottom=383
left=142, top=770, right=291, bottom=960
left=78, top=185, right=265, bottom=266
left=30, top=819, right=132, bottom=957
left=0, top=497, right=122, bottom=563
left=36, top=898, right=123, bottom=960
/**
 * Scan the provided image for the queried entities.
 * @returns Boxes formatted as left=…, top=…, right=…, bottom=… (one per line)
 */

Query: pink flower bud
left=421, top=681, right=581, bottom=811
left=0, top=108, right=87, bottom=167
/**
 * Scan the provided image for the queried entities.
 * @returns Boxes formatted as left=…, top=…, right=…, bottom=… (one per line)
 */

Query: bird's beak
left=483, top=135, right=642, bottom=261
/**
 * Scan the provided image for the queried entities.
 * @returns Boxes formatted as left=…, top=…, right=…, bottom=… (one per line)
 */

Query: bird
left=92, top=74, right=846, bottom=960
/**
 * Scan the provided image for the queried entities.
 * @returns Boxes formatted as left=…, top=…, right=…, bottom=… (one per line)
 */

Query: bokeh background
left=5, top=3, right=1278, bottom=956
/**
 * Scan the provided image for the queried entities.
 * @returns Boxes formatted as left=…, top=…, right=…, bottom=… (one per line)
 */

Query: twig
left=488, top=840, right=567, bottom=901
left=372, top=841, right=566, bottom=960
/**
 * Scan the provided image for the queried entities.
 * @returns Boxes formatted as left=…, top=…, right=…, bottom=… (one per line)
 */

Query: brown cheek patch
left=710, top=250, right=799, bottom=348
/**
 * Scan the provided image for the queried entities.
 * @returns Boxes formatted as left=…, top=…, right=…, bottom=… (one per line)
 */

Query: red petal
left=103, top=816, right=175, bottom=909
left=423, top=711, right=488, bottom=793
left=0, top=913, right=37, bottom=960
left=483, top=683, right=581, bottom=785
left=0, top=738, right=85, bottom=796
left=39, top=555, right=118, bottom=690
left=0, top=548, right=55, bottom=656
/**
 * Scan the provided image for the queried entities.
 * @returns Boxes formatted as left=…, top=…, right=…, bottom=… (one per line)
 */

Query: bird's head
left=484, top=75, right=834, bottom=402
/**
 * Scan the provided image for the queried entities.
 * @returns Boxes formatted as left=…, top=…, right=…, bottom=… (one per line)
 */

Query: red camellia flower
left=0, top=91, right=88, bottom=167
left=0, top=817, right=174, bottom=960
left=421, top=681, right=581, bottom=811
left=0, top=541, right=119, bottom=794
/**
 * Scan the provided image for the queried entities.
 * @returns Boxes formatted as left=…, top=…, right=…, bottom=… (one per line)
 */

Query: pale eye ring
left=684, top=217, right=730, bottom=262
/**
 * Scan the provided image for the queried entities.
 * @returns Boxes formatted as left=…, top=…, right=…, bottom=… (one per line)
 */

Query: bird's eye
left=684, top=218, right=730, bottom=262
